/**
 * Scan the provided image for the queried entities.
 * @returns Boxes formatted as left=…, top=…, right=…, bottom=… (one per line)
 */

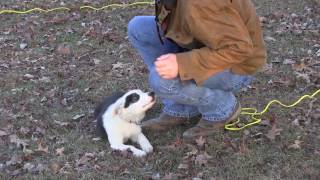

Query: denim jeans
left=128, top=16, right=254, bottom=121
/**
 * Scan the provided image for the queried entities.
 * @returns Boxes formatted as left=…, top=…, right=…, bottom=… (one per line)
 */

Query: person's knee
left=149, top=71, right=180, bottom=95
left=127, top=16, right=141, bottom=41
left=128, top=16, right=154, bottom=43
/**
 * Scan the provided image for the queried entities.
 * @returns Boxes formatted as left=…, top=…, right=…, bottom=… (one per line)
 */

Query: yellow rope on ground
left=0, top=1, right=154, bottom=14
left=225, top=89, right=320, bottom=131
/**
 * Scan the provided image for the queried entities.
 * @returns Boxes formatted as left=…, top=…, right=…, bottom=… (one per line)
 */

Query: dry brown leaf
left=112, top=62, right=127, bottom=70
left=23, top=74, right=35, bottom=80
left=288, top=140, right=303, bottom=149
left=92, top=137, right=101, bottom=141
left=56, top=43, right=72, bottom=56
left=9, top=134, right=29, bottom=150
left=173, top=135, right=184, bottom=148
left=259, top=16, right=267, bottom=23
left=239, top=138, right=250, bottom=154
left=19, top=127, right=30, bottom=135
left=36, top=140, right=48, bottom=154
left=266, top=124, right=283, bottom=141
left=265, top=36, right=277, bottom=42
left=77, top=153, right=95, bottom=166
left=177, top=163, right=189, bottom=170
left=6, top=155, right=23, bottom=166
left=294, top=72, right=311, bottom=83
left=185, top=144, right=198, bottom=158
left=50, top=15, right=69, bottom=25
left=10, top=169, right=22, bottom=176
left=292, top=62, right=306, bottom=72
left=56, top=147, right=65, bottom=156
left=0, top=129, right=9, bottom=137
left=223, top=138, right=238, bottom=152
left=311, top=113, right=320, bottom=120
left=195, top=153, right=212, bottom=166
left=33, top=163, right=47, bottom=173
left=54, top=120, right=70, bottom=127
left=23, top=163, right=35, bottom=171
left=195, top=136, right=206, bottom=149
left=50, top=162, right=61, bottom=174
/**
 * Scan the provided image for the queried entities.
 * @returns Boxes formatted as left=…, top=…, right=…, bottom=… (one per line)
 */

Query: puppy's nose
left=148, top=92, right=155, bottom=100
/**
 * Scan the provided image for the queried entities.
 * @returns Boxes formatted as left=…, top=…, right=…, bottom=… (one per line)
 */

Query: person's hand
left=154, top=53, right=178, bottom=79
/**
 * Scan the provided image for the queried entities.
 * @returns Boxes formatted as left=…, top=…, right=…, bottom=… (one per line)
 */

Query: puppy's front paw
left=133, top=149, right=147, bottom=157
left=142, top=144, right=153, bottom=153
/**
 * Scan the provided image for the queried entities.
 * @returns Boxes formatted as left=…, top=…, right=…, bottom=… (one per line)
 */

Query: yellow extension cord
left=225, top=89, right=320, bottom=131
left=0, top=1, right=319, bottom=131
left=0, top=1, right=154, bottom=14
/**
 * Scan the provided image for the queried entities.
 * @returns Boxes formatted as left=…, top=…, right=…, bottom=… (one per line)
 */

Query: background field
left=0, top=0, right=319, bottom=179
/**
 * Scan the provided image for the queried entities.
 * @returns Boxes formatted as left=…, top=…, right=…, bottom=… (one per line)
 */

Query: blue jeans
left=128, top=16, right=254, bottom=121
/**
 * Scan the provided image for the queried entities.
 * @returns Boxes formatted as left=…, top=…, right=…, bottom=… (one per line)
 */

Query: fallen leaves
left=177, top=163, right=189, bottom=170
left=195, top=136, right=206, bottom=150
left=5, top=155, right=23, bottom=166
left=49, top=15, right=70, bottom=25
left=0, top=129, right=9, bottom=137
left=22, top=74, right=35, bottom=80
left=9, top=134, right=29, bottom=151
left=288, top=140, right=303, bottom=150
left=56, top=43, right=73, bottom=56
left=264, top=36, right=277, bottom=42
left=265, top=124, right=283, bottom=141
left=76, top=152, right=96, bottom=166
left=56, top=147, right=65, bottom=156
left=54, top=122, right=71, bottom=130
left=194, top=153, right=212, bottom=166
left=50, top=162, right=61, bottom=174
left=35, top=140, right=49, bottom=154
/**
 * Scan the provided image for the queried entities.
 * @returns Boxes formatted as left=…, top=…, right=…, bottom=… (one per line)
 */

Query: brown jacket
left=164, top=0, right=267, bottom=85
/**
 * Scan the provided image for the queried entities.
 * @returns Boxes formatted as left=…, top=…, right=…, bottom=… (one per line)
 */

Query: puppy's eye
left=124, top=93, right=140, bottom=108
left=131, top=94, right=139, bottom=103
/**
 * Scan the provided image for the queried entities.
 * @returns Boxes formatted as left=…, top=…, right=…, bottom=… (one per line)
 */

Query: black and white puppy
left=94, top=89, right=156, bottom=157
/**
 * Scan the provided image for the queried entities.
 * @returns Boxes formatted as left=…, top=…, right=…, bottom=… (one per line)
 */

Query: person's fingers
left=162, top=75, right=172, bottom=79
left=157, top=54, right=170, bottom=61
left=155, top=67, right=166, bottom=76
left=155, top=65, right=170, bottom=73
left=155, top=59, right=167, bottom=68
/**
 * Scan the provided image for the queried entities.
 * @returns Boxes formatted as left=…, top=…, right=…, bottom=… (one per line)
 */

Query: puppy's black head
left=124, top=93, right=140, bottom=108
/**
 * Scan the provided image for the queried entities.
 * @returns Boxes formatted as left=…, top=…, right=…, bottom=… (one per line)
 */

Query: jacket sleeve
left=176, top=1, right=254, bottom=84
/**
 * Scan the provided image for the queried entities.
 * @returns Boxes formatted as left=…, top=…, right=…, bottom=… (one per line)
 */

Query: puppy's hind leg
left=110, top=143, right=147, bottom=157
left=131, top=133, right=153, bottom=153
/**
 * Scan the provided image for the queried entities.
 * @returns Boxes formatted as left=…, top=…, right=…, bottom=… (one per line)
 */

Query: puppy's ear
left=112, top=103, right=122, bottom=116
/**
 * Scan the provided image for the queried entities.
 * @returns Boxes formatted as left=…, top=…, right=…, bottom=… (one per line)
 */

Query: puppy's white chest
left=117, top=121, right=141, bottom=138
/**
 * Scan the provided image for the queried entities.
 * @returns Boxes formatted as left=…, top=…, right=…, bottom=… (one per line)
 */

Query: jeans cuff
left=163, top=107, right=199, bottom=119
left=202, top=100, right=237, bottom=122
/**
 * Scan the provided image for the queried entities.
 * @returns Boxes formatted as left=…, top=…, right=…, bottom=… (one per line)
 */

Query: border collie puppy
left=94, top=90, right=156, bottom=157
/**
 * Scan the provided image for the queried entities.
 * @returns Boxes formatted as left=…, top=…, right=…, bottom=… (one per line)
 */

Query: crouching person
left=127, top=0, right=267, bottom=141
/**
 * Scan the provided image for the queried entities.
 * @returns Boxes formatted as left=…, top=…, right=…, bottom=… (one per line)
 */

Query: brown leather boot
left=183, top=103, right=241, bottom=141
left=142, top=113, right=188, bottom=131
